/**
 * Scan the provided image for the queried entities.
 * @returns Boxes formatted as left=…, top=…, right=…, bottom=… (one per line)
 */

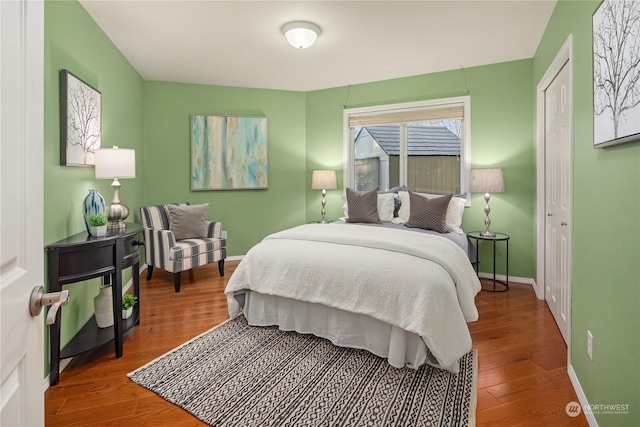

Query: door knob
left=561, top=221, right=568, bottom=226
left=29, top=286, right=70, bottom=325
left=547, top=213, right=553, bottom=217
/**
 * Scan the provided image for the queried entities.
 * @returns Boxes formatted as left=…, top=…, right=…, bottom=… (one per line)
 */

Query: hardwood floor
left=45, top=262, right=587, bottom=426
left=472, top=281, right=587, bottom=427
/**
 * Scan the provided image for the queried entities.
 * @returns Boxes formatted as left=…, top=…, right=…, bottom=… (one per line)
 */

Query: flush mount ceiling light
left=281, top=21, right=321, bottom=49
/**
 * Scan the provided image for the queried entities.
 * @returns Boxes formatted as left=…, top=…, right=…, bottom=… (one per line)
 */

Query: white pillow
left=396, top=191, right=465, bottom=234
left=445, top=196, right=465, bottom=234
left=342, top=192, right=396, bottom=222
left=397, top=191, right=411, bottom=222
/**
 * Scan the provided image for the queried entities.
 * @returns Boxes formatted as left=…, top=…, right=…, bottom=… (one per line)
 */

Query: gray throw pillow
left=346, top=187, right=381, bottom=224
left=168, top=203, right=209, bottom=240
left=404, top=191, right=452, bottom=233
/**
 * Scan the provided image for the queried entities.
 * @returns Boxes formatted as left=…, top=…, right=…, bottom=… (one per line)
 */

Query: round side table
left=467, top=231, right=510, bottom=292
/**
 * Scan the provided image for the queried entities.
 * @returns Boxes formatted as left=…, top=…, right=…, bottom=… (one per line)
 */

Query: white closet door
left=544, top=60, right=572, bottom=344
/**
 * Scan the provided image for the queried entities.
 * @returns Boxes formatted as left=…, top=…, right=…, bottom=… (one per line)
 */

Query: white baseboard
left=477, top=272, right=535, bottom=287
left=226, top=255, right=244, bottom=262
left=122, top=263, right=147, bottom=293
left=43, top=266, right=145, bottom=392
left=531, top=278, right=544, bottom=300
left=568, top=364, right=598, bottom=426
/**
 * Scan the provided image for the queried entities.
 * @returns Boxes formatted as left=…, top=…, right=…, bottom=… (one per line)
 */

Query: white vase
left=83, top=189, right=106, bottom=234
left=94, top=286, right=114, bottom=328
left=122, top=307, right=133, bottom=320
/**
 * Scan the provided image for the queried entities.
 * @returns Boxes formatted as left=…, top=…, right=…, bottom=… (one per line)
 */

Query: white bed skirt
left=242, top=291, right=439, bottom=370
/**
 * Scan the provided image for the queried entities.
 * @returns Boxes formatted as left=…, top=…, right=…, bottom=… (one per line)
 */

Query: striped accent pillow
left=346, top=187, right=381, bottom=224
left=404, top=191, right=452, bottom=233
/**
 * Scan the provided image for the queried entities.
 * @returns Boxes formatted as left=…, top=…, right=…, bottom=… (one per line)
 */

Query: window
left=343, top=96, right=470, bottom=201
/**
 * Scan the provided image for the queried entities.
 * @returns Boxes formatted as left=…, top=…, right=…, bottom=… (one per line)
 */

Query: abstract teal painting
left=191, top=115, right=268, bottom=190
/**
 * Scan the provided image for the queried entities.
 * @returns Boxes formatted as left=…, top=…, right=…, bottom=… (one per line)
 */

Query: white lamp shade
left=95, top=146, right=136, bottom=179
left=282, top=21, right=320, bottom=49
left=311, top=170, right=337, bottom=190
left=469, top=168, right=505, bottom=194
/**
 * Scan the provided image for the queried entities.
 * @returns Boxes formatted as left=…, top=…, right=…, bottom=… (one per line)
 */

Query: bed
left=225, top=188, right=482, bottom=373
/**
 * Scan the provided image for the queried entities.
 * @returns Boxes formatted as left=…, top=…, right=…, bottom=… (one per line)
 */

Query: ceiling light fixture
left=281, top=21, right=321, bottom=49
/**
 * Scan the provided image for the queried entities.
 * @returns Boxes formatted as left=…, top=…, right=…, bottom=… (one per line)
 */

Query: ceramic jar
left=94, top=285, right=114, bottom=328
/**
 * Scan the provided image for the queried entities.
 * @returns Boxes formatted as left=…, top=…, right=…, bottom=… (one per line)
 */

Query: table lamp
left=95, top=146, right=136, bottom=231
left=470, top=168, right=505, bottom=237
left=311, top=170, right=337, bottom=223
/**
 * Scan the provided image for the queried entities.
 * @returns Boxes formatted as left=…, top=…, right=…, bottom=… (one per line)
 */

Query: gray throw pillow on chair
left=168, top=203, right=209, bottom=240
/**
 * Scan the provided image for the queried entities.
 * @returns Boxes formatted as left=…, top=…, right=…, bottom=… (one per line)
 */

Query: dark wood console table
left=46, top=223, right=143, bottom=385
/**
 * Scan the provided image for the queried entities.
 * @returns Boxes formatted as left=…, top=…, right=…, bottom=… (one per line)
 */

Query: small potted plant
left=122, top=293, right=137, bottom=319
left=88, top=213, right=108, bottom=237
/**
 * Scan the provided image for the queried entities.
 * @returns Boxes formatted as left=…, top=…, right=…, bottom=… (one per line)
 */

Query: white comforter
left=225, top=223, right=481, bottom=371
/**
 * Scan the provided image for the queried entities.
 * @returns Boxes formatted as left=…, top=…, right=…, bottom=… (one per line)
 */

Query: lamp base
left=106, top=178, right=129, bottom=231
left=107, top=220, right=126, bottom=232
left=319, top=189, right=328, bottom=224
left=106, top=202, right=129, bottom=231
left=482, top=193, right=494, bottom=238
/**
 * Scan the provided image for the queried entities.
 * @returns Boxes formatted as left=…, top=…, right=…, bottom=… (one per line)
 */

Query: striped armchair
left=140, top=204, right=226, bottom=292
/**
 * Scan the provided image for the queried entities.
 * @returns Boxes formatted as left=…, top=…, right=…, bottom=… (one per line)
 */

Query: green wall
left=533, top=1, right=640, bottom=425
left=305, top=60, right=536, bottom=279
left=143, top=82, right=306, bottom=255
left=44, top=0, right=145, bottom=357
left=144, top=61, right=536, bottom=276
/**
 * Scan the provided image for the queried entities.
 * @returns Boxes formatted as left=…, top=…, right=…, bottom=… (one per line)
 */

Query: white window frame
left=343, top=96, right=471, bottom=204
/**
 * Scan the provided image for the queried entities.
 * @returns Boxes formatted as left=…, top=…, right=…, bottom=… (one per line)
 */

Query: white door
left=544, top=60, right=572, bottom=344
left=0, top=0, right=45, bottom=425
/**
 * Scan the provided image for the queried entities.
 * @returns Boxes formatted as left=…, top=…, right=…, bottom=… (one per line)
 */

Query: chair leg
left=218, top=259, right=225, bottom=277
left=174, top=272, right=181, bottom=292
left=146, top=265, right=154, bottom=281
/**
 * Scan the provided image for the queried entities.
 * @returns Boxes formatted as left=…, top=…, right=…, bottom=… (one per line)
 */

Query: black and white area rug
left=128, top=316, right=477, bottom=426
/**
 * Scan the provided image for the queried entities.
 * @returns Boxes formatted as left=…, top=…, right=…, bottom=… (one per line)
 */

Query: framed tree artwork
left=592, top=0, right=640, bottom=148
left=60, top=69, right=102, bottom=166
